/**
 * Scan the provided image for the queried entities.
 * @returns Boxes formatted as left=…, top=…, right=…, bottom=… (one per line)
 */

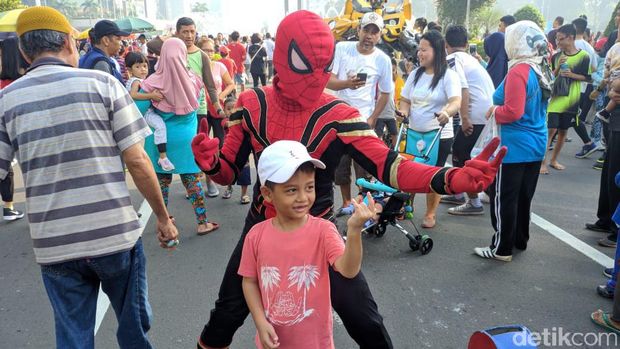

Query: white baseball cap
left=360, top=12, right=384, bottom=30
left=258, top=141, right=326, bottom=185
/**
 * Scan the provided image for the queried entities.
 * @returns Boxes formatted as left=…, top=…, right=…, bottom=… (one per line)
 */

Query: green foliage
left=0, top=0, right=26, bottom=12
left=469, top=5, right=503, bottom=38
left=435, top=0, right=496, bottom=27
left=80, top=0, right=99, bottom=18
left=604, top=1, right=620, bottom=36
left=191, top=2, right=208, bottom=13
left=513, top=4, right=545, bottom=29
left=48, top=0, right=79, bottom=17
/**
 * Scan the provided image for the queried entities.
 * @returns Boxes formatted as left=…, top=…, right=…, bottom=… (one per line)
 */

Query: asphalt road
left=1, top=132, right=617, bottom=348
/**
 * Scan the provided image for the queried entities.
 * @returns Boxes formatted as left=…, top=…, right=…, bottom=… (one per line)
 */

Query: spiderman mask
left=273, top=10, right=335, bottom=110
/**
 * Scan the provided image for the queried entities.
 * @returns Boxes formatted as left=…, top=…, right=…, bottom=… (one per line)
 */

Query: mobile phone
left=356, top=72, right=368, bottom=82
left=469, top=44, right=477, bottom=55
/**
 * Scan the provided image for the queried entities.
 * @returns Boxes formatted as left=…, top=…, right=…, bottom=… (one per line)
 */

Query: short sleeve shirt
left=447, top=52, right=495, bottom=125
left=548, top=50, right=591, bottom=114
left=238, top=216, right=345, bottom=349
left=401, top=68, right=461, bottom=138
left=187, top=51, right=208, bottom=115
left=332, top=42, right=394, bottom=119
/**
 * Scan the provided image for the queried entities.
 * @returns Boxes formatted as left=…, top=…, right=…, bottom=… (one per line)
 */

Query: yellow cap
left=16, top=6, right=73, bottom=37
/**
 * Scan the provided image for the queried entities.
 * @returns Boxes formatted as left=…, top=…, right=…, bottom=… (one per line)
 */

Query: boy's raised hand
left=347, top=193, right=377, bottom=230
left=257, top=321, right=280, bottom=349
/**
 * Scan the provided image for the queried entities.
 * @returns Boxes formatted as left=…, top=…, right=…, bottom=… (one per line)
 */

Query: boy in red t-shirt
left=227, top=31, right=247, bottom=92
left=238, top=140, right=375, bottom=349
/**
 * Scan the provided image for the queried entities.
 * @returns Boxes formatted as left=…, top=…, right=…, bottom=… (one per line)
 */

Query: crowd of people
left=0, top=4, right=619, bottom=348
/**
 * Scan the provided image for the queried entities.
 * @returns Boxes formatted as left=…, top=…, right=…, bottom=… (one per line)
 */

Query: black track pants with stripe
left=487, top=161, right=542, bottom=256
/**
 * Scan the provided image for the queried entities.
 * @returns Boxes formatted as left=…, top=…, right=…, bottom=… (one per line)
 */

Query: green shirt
left=548, top=50, right=591, bottom=114
left=187, top=50, right=207, bottom=115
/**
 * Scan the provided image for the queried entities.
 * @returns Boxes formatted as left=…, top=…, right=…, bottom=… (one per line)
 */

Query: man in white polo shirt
left=327, top=12, right=393, bottom=212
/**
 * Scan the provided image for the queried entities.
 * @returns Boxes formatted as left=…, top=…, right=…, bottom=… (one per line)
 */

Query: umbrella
left=0, top=8, right=25, bottom=34
left=114, top=17, right=154, bottom=33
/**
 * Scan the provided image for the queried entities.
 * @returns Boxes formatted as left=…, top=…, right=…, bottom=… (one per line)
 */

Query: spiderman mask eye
left=288, top=40, right=313, bottom=74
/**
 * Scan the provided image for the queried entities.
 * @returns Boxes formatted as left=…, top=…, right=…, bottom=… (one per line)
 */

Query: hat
left=360, top=12, right=384, bottom=30
left=258, top=141, right=326, bottom=185
left=16, top=6, right=74, bottom=37
left=93, top=20, right=130, bottom=39
left=595, top=37, right=608, bottom=51
left=219, top=46, right=230, bottom=55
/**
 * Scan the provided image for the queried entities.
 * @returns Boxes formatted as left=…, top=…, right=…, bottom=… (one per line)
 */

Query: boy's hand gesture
left=347, top=193, right=377, bottom=230
left=257, top=321, right=280, bottom=349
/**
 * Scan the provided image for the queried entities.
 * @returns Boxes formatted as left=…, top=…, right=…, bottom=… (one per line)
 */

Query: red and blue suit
left=192, top=10, right=505, bottom=349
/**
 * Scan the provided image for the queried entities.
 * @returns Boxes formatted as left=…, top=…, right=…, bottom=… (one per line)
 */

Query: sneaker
left=440, top=195, right=466, bottom=205
left=480, top=192, right=491, bottom=204
left=336, top=203, right=355, bottom=217
left=598, top=236, right=617, bottom=248
left=448, top=202, right=484, bottom=216
left=3, top=208, right=24, bottom=221
left=222, top=187, right=232, bottom=199
left=565, top=136, right=573, bottom=143
left=473, top=247, right=512, bottom=262
left=206, top=181, right=220, bottom=197
left=596, top=284, right=615, bottom=299
left=596, top=109, right=611, bottom=123
left=596, top=157, right=605, bottom=164
left=604, top=267, right=613, bottom=279
left=585, top=222, right=611, bottom=233
left=575, top=143, right=600, bottom=159
left=593, top=162, right=603, bottom=170
left=157, top=157, right=175, bottom=172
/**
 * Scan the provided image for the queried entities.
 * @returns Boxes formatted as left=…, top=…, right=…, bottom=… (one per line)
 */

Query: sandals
left=591, top=309, right=620, bottom=335
left=197, top=222, right=220, bottom=236
left=421, top=216, right=435, bottom=228
left=240, top=195, right=251, bottom=204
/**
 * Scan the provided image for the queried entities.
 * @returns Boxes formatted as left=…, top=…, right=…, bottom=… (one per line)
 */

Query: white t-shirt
left=401, top=68, right=461, bottom=139
left=263, top=39, right=275, bottom=60
left=447, top=52, right=495, bottom=125
left=333, top=41, right=393, bottom=119
left=575, top=39, right=597, bottom=92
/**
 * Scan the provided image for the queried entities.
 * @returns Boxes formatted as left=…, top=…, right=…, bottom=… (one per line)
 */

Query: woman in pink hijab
left=138, top=38, right=220, bottom=235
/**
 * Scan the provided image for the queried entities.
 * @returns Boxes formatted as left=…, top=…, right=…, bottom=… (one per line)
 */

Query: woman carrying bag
left=399, top=30, right=462, bottom=229
left=248, top=33, right=267, bottom=88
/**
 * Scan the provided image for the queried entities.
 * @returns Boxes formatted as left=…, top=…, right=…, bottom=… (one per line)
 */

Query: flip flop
left=591, top=309, right=620, bottom=335
left=197, top=222, right=220, bottom=236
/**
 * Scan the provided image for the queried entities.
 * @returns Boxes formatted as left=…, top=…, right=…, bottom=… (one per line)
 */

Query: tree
left=605, top=0, right=620, bottom=36
left=81, top=0, right=99, bottom=18
left=435, top=0, right=496, bottom=27
left=260, top=266, right=281, bottom=317
left=513, top=4, right=545, bottom=29
left=0, top=0, right=26, bottom=12
left=49, top=0, right=79, bottom=18
left=470, top=5, right=503, bottom=37
left=288, top=265, right=319, bottom=318
left=191, top=2, right=208, bottom=13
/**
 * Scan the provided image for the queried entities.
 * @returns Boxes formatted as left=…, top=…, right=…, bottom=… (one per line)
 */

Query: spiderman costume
left=193, top=11, right=505, bottom=349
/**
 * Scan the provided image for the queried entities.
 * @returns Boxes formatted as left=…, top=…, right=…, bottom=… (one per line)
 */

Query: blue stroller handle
left=356, top=178, right=398, bottom=194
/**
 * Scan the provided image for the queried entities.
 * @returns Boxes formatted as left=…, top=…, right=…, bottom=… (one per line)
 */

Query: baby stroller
left=355, top=178, right=433, bottom=254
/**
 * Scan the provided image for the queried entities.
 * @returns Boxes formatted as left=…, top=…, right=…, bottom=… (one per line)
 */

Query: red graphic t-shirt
left=238, top=216, right=346, bottom=349
left=227, top=42, right=247, bottom=74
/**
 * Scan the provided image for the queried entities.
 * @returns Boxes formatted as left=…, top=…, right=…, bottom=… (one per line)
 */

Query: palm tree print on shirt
left=260, top=266, right=281, bottom=318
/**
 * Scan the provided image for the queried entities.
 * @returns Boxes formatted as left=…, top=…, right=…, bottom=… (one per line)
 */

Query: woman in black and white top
left=247, top=33, right=267, bottom=88
left=399, top=30, right=462, bottom=229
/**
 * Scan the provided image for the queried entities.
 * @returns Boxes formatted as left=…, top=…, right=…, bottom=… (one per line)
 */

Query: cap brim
left=114, top=30, right=131, bottom=37
left=361, top=23, right=383, bottom=30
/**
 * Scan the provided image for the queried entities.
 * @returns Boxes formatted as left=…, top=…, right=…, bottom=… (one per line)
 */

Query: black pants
left=251, top=72, right=266, bottom=88
left=199, top=215, right=393, bottom=348
left=198, top=113, right=226, bottom=149
left=0, top=167, right=14, bottom=202
left=452, top=125, right=485, bottom=168
left=595, top=128, right=620, bottom=233
left=574, top=85, right=594, bottom=144
left=487, top=161, right=542, bottom=256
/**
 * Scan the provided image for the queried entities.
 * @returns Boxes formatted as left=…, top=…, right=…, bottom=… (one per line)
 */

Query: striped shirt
left=0, top=58, right=152, bottom=265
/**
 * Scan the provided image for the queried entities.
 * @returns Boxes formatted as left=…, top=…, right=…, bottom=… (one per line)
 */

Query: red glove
left=446, top=137, right=506, bottom=194
left=191, top=118, right=220, bottom=172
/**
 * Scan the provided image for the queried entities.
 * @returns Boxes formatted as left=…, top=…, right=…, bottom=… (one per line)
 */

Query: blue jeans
left=41, top=238, right=152, bottom=349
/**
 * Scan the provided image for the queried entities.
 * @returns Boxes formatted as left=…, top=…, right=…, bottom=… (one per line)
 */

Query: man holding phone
left=327, top=12, right=394, bottom=213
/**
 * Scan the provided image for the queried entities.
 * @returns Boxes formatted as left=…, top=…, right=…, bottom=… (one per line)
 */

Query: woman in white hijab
left=474, top=20, right=551, bottom=262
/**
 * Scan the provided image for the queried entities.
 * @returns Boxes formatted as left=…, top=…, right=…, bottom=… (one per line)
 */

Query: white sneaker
left=157, top=157, right=175, bottom=172
left=480, top=192, right=491, bottom=204
left=448, top=202, right=484, bottom=215
left=474, top=247, right=512, bottom=262
left=206, top=180, right=220, bottom=197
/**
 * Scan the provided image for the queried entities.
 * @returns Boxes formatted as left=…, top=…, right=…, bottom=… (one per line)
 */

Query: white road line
left=94, top=199, right=153, bottom=335
left=531, top=213, right=614, bottom=269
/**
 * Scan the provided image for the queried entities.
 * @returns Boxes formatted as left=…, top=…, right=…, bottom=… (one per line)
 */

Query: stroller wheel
left=375, top=224, right=387, bottom=237
left=420, top=236, right=433, bottom=255
left=409, top=237, right=420, bottom=251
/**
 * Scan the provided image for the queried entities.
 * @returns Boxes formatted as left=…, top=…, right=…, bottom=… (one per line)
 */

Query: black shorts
left=436, top=138, right=454, bottom=167
left=452, top=124, right=485, bottom=168
left=547, top=112, right=575, bottom=130
left=374, top=118, right=398, bottom=137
